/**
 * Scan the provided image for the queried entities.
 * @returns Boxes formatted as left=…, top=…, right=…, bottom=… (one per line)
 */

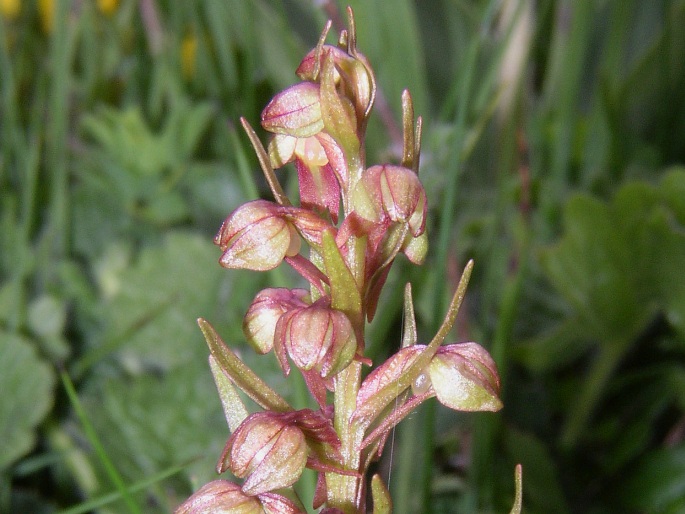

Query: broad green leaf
left=540, top=194, right=644, bottom=345
left=102, top=232, right=235, bottom=372
left=74, top=363, right=230, bottom=509
left=0, top=333, right=55, bottom=469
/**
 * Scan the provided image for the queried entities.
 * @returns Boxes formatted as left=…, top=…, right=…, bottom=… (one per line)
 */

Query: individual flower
left=428, top=342, right=502, bottom=412
left=243, top=288, right=309, bottom=354
left=355, top=341, right=501, bottom=426
left=174, top=480, right=262, bottom=514
left=174, top=479, right=305, bottom=514
left=273, top=298, right=357, bottom=378
left=269, top=133, right=342, bottom=222
left=352, top=164, right=427, bottom=237
left=219, top=412, right=309, bottom=497
left=214, top=200, right=300, bottom=271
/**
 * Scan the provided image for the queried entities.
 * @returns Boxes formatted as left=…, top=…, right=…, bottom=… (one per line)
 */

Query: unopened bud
left=352, top=165, right=427, bottom=236
left=275, top=300, right=356, bottom=378
left=221, top=412, right=308, bottom=496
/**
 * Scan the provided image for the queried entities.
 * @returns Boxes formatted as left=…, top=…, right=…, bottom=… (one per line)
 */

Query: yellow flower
left=181, top=33, right=197, bottom=79
left=38, top=0, right=54, bottom=33
left=97, top=0, right=118, bottom=16
left=0, top=0, right=20, bottom=20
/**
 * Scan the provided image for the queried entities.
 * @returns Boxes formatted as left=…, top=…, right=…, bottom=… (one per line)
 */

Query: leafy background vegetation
left=1, top=0, right=684, bottom=512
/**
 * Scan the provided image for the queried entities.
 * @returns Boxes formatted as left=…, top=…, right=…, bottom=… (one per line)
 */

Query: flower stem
left=327, top=361, right=364, bottom=512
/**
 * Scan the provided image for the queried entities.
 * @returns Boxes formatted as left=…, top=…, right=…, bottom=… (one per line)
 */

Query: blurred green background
left=2, top=0, right=685, bottom=512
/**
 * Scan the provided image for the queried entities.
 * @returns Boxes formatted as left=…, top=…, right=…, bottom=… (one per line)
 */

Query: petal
left=268, top=134, right=298, bottom=168
left=261, top=82, right=324, bottom=138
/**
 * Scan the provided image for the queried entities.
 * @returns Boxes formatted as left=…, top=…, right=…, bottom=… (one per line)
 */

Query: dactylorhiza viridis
left=176, top=8, right=519, bottom=514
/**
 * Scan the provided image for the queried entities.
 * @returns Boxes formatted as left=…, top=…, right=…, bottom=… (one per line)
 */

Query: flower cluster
left=177, top=8, right=502, bottom=513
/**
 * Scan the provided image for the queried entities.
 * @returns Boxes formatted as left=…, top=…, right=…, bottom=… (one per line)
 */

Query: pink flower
left=174, top=479, right=306, bottom=514
left=428, top=342, right=502, bottom=412
left=219, top=412, right=309, bottom=496
left=243, top=288, right=310, bottom=354
left=352, top=164, right=427, bottom=237
left=215, top=200, right=300, bottom=271
left=274, top=298, right=357, bottom=378
left=268, top=130, right=347, bottom=223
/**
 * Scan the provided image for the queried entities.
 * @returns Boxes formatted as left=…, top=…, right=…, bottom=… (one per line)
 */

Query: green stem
left=327, top=361, right=364, bottom=513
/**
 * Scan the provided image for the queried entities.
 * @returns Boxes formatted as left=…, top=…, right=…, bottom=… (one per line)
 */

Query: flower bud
left=221, top=412, right=308, bottom=496
left=261, top=82, right=324, bottom=138
left=274, top=300, right=357, bottom=378
left=174, top=480, right=262, bottom=514
left=243, top=288, right=309, bottom=354
left=352, top=165, right=427, bottom=236
left=215, top=200, right=300, bottom=271
left=428, top=342, right=502, bottom=412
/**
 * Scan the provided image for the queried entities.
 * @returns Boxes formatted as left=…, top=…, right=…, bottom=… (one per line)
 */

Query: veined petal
left=261, top=82, right=324, bottom=138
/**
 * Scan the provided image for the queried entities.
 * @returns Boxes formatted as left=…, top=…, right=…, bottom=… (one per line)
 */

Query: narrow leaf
left=509, top=464, right=523, bottom=514
left=61, top=371, right=141, bottom=514
left=240, top=117, right=291, bottom=206
left=198, top=318, right=292, bottom=413
left=401, top=282, right=417, bottom=347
